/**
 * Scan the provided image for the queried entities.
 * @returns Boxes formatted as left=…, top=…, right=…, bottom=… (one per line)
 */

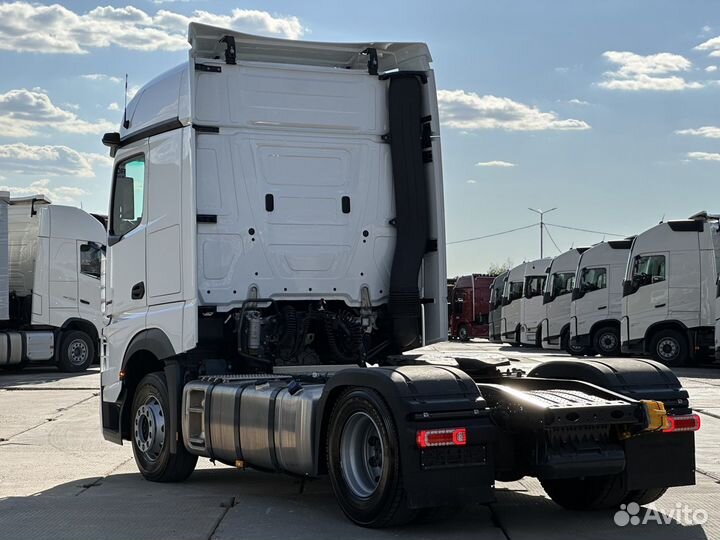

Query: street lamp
left=528, top=207, right=557, bottom=258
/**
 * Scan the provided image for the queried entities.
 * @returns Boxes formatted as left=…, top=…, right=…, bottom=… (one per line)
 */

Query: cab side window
left=524, top=276, right=546, bottom=299
left=581, top=267, right=607, bottom=292
left=508, top=281, right=524, bottom=301
left=551, top=272, right=575, bottom=297
left=80, top=244, right=102, bottom=279
left=110, top=156, right=145, bottom=237
left=632, top=255, right=666, bottom=287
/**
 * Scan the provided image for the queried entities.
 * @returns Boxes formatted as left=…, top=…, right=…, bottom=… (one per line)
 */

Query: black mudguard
left=316, top=365, right=496, bottom=509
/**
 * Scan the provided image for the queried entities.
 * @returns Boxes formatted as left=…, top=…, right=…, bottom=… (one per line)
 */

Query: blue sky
left=0, top=1, right=718, bottom=276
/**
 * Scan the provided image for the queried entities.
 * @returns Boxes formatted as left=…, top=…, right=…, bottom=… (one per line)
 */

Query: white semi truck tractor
left=100, top=23, right=699, bottom=528
left=0, top=193, right=105, bottom=372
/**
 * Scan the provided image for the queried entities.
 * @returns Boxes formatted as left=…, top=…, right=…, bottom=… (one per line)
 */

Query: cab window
left=524, top=275, right=546, bottom=299
left=508, top=281, right=524, bottom=302
left=551, top=272, right=575, bottom=298
left=110, top=156, right=145, bottom=237
left=580, top=267, right=607, bottom=292
left=632, top=255, right=666, bottom=287
left=80, top=244, right=102, bottom=279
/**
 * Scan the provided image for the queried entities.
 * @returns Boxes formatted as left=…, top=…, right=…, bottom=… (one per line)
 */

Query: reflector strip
left=663, top=414, right=701, bottom=433
left=416, top=428, right=467, bottom=448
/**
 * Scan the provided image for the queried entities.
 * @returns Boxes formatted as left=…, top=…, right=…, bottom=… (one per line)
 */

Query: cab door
left=77, top=241, right=103, bottom=329
left=625, top=253, right=669, bottom=340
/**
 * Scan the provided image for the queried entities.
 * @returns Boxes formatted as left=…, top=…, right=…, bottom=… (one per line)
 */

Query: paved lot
left=1, top=341, right=718, bottom=540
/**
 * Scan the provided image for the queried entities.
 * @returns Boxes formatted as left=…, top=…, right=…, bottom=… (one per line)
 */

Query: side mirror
left=622, top=279, right=635, bottom=297
left=543, top=291, right=552, bottom=304
left=571, top=287, right=584, bottom=301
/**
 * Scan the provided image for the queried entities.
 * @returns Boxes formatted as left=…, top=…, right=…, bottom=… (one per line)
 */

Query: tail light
left=663, top=414, right=701, bottom=433
left=416, top=428, right=467, bottom=448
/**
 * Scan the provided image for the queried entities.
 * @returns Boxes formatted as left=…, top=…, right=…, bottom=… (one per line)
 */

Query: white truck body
left=519, top=257, right=552, bottom=346
left=621, top=214, right=718, bottom=365
left=541, top=248, right=586, bottom=350
left=569, top=239, right=632, bottom=355
left=488, top=271, right=508, bottom=342
left=500, top=262, right=527, bottom=344
left=0, top=193, right=105, bottom=371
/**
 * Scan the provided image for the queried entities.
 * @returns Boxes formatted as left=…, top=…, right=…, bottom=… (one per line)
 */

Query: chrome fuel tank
left=182, top=378, right=323, bottom=476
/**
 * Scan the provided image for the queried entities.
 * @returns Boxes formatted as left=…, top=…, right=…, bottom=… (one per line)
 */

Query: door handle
left=80, top=299, right=90, bottom=305
left=654, top=303, right=666, bottom=308
left=131, top=282, right=145, bottom=300
left=597, top=306, right=607, bottom=310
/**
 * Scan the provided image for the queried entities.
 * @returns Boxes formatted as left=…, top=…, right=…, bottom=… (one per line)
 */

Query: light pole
left=528, top=207, right=557, bottom=258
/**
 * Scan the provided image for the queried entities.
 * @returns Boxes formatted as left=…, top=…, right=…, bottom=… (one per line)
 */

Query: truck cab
left=488, top=271, right=508, bottom=342
left=0, top=194, right=105, bottom=371
left=519, top=257, right=552, bottom=346
left=570, top=239, right=632, bottom=356
left=541, top=248, right=587, bottom=352
left=448, top=274, right=494, bottom=340
left=500, top=262, right=527, bottom=344
left=621, top=214, right=718, bottom=366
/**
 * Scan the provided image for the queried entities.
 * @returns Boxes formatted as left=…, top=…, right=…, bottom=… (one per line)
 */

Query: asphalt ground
left=1, top=340, right=718, bottom=540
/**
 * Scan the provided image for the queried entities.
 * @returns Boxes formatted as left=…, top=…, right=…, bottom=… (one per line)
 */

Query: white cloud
left=466, top=180, right=477, bottom=184
left=705, top=65, right=718, bottom=73
left=599, top=51, right=702, bottom=91
left=0, top=143, right=111, bottom=177
left=568, top=98, right=590, bottom=106
left=0, top=179, right=88, bottom=204
left=0, top=88, right=115, bottom=137
left=82, top=73, right=123, bottom=84
left=108, top=102, right=121, bottom=111
left=437, top=90, right=590, bottom=132
left=0, top=3, right=306, bottom=54
left=675, top=126, right=720, bottom=139
left=696, top=35, right=720, bottom=57
left=475, top=160, right=516, bottom=168
left=687, top=151, right=720, bottom=161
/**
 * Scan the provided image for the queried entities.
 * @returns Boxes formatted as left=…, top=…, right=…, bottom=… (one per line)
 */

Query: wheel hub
left=133, top=395, right=165, bottom=461
left=599, top=332, right=617, bottom=352
left=658, top=338, right=679, bottom=360
left=340, top=412, right=384, bottom=499
left=68, top=339, right=88, bottom=366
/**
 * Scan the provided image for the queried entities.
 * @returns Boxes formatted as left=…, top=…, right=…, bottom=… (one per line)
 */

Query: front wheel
left=458, top=325, right=470, bottom=342
left=327, top=388, right=416, bottom=527
left=131, top=372, right=197, bottom=482
left=650, top=329, right=688, bottom=367
left=57, top=330, right=94, bottom=372
left=593, top=326, right=621, bottom=356
left=562, top=331, right=587, bottom=356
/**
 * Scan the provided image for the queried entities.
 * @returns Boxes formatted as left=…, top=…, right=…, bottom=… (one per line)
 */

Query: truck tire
left=542, top=474, right=667, bottom=510
left=57, top=330, right=94, bottom=372
left=561, top=331, right=587, bottom=356
left=650, top=329, right=688, bottom=367
left=131, top=372, right=197, bottom=482
left=458, top=325, right=470, bottom=342
left=593, top=326, right=621, bottom=356
left=327, top=388, right=416, bottom=527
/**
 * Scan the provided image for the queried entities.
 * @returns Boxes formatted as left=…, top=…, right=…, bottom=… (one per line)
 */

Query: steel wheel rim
left=134, top=395, right=165, bottom=461
left=657, top=337, right=679, bottom=361
left=340, top=411, right=384, bottom=499
left=599, top=332, right=617, bottom=352
left=68, top=339, right=89, bottom=366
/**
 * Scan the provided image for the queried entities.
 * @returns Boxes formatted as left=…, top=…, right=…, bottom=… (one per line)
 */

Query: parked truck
left=449, top=274, right=494, bottom=340
left=500, top=262, right=526, bottom=345
left=570, top=239, right=633, bottom=356
left=0, top=193, right=105, bottom=372
left=519, top=258, right=552, bottom=347
left=100, top=24, right=699, bottom=528
left=541, top=248, right=587, bottom=353
left=488, top=271, right=508, bottom=342
left=622, top=214, right=718, bottom=366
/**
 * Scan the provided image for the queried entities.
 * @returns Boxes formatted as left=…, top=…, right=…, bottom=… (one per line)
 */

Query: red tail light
left=416, top=428, right=467, bottom=448
left=663, top=414, right=701, bottom=433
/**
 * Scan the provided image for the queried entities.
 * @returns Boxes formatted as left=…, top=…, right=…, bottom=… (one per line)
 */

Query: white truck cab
left=488, top=271, right=508, bottom=342
left=500, top=262, right=526, bottom=344
left=621, top=214, right=718, bottom=366
left=569, top=239, right=632, bottom=356
left=0, top=193, right=105, bottom=371
left=519, top=257, right=552, bottom=347
left=541, top=248, right=587, bottom=352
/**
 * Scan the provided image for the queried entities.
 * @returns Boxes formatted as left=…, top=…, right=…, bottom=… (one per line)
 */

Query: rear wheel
left=593, top=326, right=621, bottom=356
left=131, top=372, right=197, bottom=482
left=57, top=330, right=94, bottom=372
left=650, top=329, right=688, bottom=367
left=327, top=388, right=416, bottom=527
left=541, top=474, right=624, bottom=510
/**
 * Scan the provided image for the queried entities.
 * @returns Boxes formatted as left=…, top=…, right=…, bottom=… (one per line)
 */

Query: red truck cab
left=449, top=274, right=494, bottom=340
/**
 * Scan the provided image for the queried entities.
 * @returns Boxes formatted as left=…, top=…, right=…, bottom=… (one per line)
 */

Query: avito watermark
left=614, top=502, right=708, bottom=527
